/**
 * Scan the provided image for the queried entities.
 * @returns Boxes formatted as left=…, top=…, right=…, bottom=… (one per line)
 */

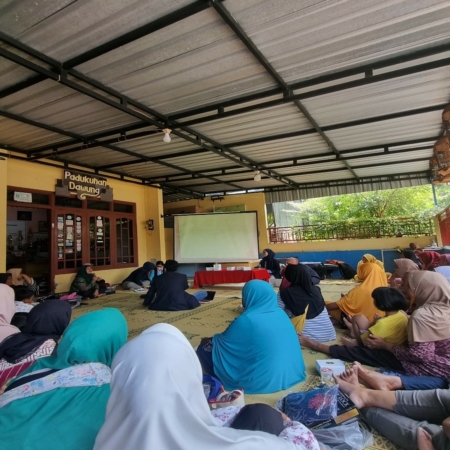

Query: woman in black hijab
left=259, top=249, right=281, bottom=279
left=401, top=249, right=423, bottom=270
left=0, top=273, right=12, bottom=285
left=278, top=265, right=336, bottom=342
left=0, top=300, right=72, bottom=385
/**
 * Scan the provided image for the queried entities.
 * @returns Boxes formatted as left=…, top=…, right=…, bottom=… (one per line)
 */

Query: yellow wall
left=3, top=157, right=165, bottom=291
left=163, top=193, right=435, bottom=258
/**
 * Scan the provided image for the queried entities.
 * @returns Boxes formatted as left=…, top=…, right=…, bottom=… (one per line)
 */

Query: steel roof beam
left=226, top=105, right=445, bottom=148
left=27, top=122, right=152, bottom=155
left=0, top=108, right=244, bottom=190
left=166, top=155, right=431, bottom=189
left=202, top=170, right=431, bottom=198
left=63, top=1, right=217, bottom=68
left=168, top=46, right=450, bottom=122
left=0, top=75, right=47, bottom=99
left=210, top=0, right=357, bottom=179
left=0, top=1, right=219, bottom=99
left=263, top=171, right=431, bottom=193
left=0, top=144, right=200, bottom=195
left=0, top=39, right=295, bottom=188
left=145, top=145, right=434, bottom=183
left=176, top=55, right=450, bottom=128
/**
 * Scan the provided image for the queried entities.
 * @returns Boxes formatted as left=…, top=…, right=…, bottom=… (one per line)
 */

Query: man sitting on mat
left=143, top=260, right=208, bottom=311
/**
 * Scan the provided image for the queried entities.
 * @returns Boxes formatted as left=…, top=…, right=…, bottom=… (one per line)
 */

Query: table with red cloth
left=192, top=269, right=271, bottom=288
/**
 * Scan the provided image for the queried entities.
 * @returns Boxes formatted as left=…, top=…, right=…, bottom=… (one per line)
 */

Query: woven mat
left=71, top=289, right=397, bottom=450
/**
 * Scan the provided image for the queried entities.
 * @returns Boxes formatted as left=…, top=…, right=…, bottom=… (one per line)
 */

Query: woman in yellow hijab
left=326, top=263, right=388, bottom=323
left=354, top=254, right=385, bottom=282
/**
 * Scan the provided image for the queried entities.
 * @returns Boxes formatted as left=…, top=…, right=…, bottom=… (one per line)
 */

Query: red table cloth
left=193, top=269, right=270, bottom=288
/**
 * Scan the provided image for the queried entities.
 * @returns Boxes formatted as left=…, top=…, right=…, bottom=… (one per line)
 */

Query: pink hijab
left=0, top=284, right=20, bottom=343
left=405, top=271, right=450, bottom=344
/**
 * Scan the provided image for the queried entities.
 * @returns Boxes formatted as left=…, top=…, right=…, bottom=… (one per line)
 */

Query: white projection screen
left=174, top=212, right=259, bottom=263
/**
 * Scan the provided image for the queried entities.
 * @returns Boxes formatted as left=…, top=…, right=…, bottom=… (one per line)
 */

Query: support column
left=0, top=157, right=7, bottom=271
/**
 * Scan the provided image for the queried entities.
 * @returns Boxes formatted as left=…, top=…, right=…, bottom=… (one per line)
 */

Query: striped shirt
left=277, top=292, right=336, bottom=342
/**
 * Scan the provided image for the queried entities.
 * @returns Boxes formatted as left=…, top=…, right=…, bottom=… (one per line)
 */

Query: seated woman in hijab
left=0, top=300, right=71, bottom=385
left=326, top=263, right=388, bottom=324
left=279, top=257, right=320, bottom=290
left=0, top=308, right=127, bottom=450
left=196, top=280, right=306, bottom=394
left=5, top=268, right=38, bottom=294
left=417, top=251, right=443, bottom=271
left=354, top=254, right=387, bottom=282
left=389, top=258, right=419, bottom=287
left=70, top=263, right=104, bottom=298
left=301, top=271, right=450, bottom=390
left=401, top=249, right=423, bottom=269
left=278, top=265, right=336, bottom=342
left=121, top=261, right=155, bottom=290
left=0, top=285, right=20, bottom=346
left=259, top=249, right=281, bottom=279
left=94, top=323, right=319, bottom=450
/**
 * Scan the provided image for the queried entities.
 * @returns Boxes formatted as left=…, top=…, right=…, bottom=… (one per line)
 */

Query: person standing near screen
left=259, top=249, right=281, bottom=279
left=143, top=260, right=208, bottom=311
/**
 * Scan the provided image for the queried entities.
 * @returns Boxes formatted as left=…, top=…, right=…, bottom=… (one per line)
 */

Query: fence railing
left=268, top=218, right=435, bottom=243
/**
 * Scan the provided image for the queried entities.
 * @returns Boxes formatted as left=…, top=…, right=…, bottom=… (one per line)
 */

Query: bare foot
left=337, top=368, right=359, bottom=386
left=341, top=337, right=358, bottom=347
left=353, top=362, right=402, bottom=391
left=417, top=428, right=435, bottom=450
left=333, top=372, right=367, bottom=409
left=442, top=417, right=450, bottom=440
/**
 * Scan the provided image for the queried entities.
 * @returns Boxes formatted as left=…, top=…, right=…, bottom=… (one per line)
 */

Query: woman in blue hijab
left=198, top=280, right=306, bottom=394
left=259, top=249, right=281, bottom=278
left=0, top=308, right=127, bottom=450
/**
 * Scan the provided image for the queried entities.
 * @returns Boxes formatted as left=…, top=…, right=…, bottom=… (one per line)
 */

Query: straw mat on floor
left=71, top=289, right=398, bottom=450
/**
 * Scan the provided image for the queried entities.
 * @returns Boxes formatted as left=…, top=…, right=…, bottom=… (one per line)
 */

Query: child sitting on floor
left=13, top=286, right=37, bottom=313
left=341, top=287, right=408, bottom=347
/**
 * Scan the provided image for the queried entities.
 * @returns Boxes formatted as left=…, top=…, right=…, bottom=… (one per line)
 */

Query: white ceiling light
left=254, top=171, right=261, bottom=182
left=162, top=128, right=172, bottom=143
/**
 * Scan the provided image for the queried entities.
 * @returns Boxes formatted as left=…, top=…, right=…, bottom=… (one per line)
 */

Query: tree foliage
left=274, top=184, right=450, bottom=227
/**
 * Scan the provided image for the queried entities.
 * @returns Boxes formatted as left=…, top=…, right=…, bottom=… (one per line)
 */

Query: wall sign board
left=14, top=192, right=32, bottom=203
left=55, top=170, right=113, bottom=201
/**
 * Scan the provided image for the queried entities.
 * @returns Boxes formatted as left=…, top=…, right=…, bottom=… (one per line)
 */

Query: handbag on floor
left=202, top=374, right=245, bottom=410
left=208, top=389, right=245, bottom=410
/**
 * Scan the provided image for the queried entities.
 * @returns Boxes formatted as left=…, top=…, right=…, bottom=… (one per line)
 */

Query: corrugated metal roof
left=190, top=103, right=311, bottom=143
left=0, top=80, right=138, bottom=135
left=0, top=0, right=447, bottom=202
left=301, top=68, right=450, bottom=126
left=275, top=161, right=349, bottom=175
left=226, top=0, right=450, bottom=82
left=0, top=0, right=195, bottom=61
left=354, top=161, right=430, bottom=178
left=0, top=116, right=68, bottom=149
left=325, top=111, right=442, bottom=150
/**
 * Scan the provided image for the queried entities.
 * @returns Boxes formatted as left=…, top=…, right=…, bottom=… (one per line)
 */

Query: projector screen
left=173, top=212, right=259, bottom=263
